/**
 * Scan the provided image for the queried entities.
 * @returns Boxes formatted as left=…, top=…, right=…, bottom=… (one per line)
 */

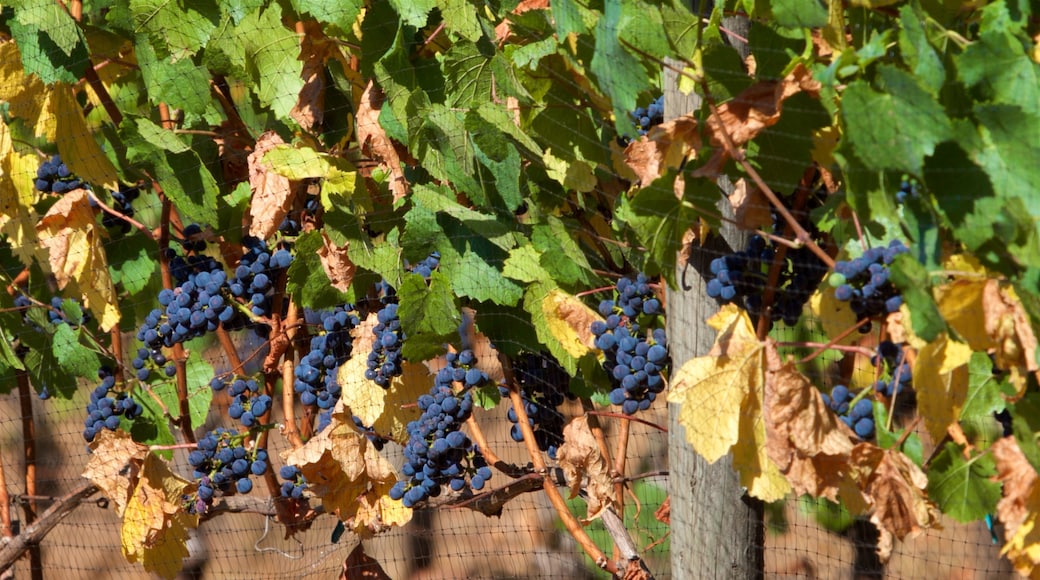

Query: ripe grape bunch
left=186, top=428, right=268, bottom=514
left=632, top=95, right=664, bottom=136
left=408, top=251, right=441, bottom=279
left=821, top=384, right=875, bottom=440
left=389, top=350, right=492, bottom=508
left=135, top=250, right=231, bottom=379
left=228, top=237, right=294, bottom=326
left=831, top=240, right=910, bottom=331
left=590, top=273, right=669, bottom=416
left=295, top=305, right=359, bottom=410
left=501, top=352, right=572, bottom=459
left=34, top=154, right=83, bottom=193
left=366, top=300, right=403, bottom=388
left=707, top=230, right=829, bottom=326
left=83, top=367, right=143, bottom=442
left=99, top=184, right=142, bottom=233
left=278, top=465, right=308, bottom=499
left=210, top=375, right=271, bottom=429
left=872, top=340, right=913, bottom=400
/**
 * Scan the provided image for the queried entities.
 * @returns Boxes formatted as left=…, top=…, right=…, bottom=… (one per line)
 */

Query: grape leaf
left=926, top=442, right=1001, bottom=523
left=991, top=437, right=1040, bottom=577
left=397, top=271, right=460, bottom=362
left=8, top=4, right=89, bottom=85
left=911, top=333, right=971, bottom=445
left=52, top=324, right=101, bottom=379
left=955, top=1, right=1038, bottom=117
left=121, top=454, right=199, bottom=579
left=134, top=38, right=218, bottom=119
left=129, top=0, right=217, bottom=60
left=590, top=0, right=648, bottom=138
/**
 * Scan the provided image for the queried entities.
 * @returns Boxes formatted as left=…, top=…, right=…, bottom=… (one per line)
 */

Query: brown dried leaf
left=624, top=116, right=701, bottom=186
left=730, top=178, right=773, bottom=230
left=494, top=0, right=549, bottom=44
left=764, top=354, right=855, bottom=501
left=356, top=81, right=409, bottom=202
left=83, top=430, right=148, bottom=517
left=247, top=131, right=294, bottom=240
left=341, top=543, right=392, bottom=580
left=696, top=64, right=821, bottom=179
left=849, top=443, right=940, bottom=548
left=556, top=415, right=618, bottom=522
left=290, top=22, right=329, bottom=131
left=318, top=231, right=355, bottom=292
left=543, top=288, right=601, bottom=357
left=991, top=437, right=1040, bottom=577
left=654, top=496, right=670, bottom=525
left=284, top=411, right=412, bottom=536
left=983, top=281, right=1040, bottom=390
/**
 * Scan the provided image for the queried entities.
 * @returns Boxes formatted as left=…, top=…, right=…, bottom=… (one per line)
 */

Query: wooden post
left=665, top=6, right=763, bottom=579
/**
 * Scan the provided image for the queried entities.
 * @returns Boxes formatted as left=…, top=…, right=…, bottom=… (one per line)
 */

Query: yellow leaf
left=913, top=334, right=972, bottom=444
left=52, top=86, right=120, bottom=191
left=0, top=118, right=43, bottom=265
left=338, top=313, right=427, bottom=442
left=542, top=288, right=600, bottom=359
left=36, top=188, right=121, bottom=330
left=0, top=42, right=49, bottom=136
left=121, top=454, right=198, bottom=579
left=993, top=437, right=1040, bottom=577
left=736, top=376, right=791, bottom=502
left=809, top=286, right=860, bottom=346
left=936, top=279, right=994, bottom=351
left=667, top=306, right=759, bottom=463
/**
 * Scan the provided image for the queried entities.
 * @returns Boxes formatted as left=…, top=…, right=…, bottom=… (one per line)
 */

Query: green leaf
left=438, top=0, right=484, bottom=41
left=1011, top=392, right=1040, bottom=472
left=897, top=6, right=945, bottom=96
left=618, top=0, right=670, bottom=61
left=955, top=2, right=1039, bottom=116
left=52, top=324, right=101, bottom=379
left=530, top=218, right=596, bottom=288
left=752, top=92, right=830, bottom=194
left=969, top=106, right=1040, bottom=218
left=503, top=244, right=552, bottom=284
left=874, top=402, right=923, bottom=465
left=926, top=442, right=1001, bottom=523
left=590, top=0, right=649, bottom=138
left=8, top=15, right=88, bottom=85
left=771, top=0, right=828, bottom=28
left=888, top=253, right=946, bottom=341
left=439, top=244, right=523, bottom=306
left=287, top=231, right=355, bottom=309
left=108, top=234, right=159, bottom=296
left=134, top=38, right=218, bottom=119
left=59, top=299, right=84, bottom=326
left=840, top=66, right=952, bottom=174
left=129, top=0, right=218, bottom=60
left=389, top=0, right=435, bottom=27
left=0, top=325, right=25, bottom=373
left=290, top=0, right=363, bottom=31
left=132, top=117, right=191, bottom=153
left=238, top=3, right=307, bottom=118
left=398, top=271, right=460, bottom=361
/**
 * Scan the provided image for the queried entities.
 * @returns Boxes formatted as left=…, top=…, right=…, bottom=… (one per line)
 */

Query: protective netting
left=0, top=1, right=1032, bottom=579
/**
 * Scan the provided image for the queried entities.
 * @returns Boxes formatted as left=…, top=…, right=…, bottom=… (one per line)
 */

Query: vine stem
left=157, top=193, right=195, bottom=443
left=498, top=354, right=618, bottom=576
left=611, top=417, right=632, bottom=564
left=697, top=83, right=835, bottom=269
left=0, top=439, right=12, bottom=541
left=779, top=341, right=876, bottom=360
left=88, top=191, right=155, bottom=241
left=0, top=480, right=98, bottom=574
left=16, top=370, right=42, bottom=580
left=587, top=411, right=668, bottom=433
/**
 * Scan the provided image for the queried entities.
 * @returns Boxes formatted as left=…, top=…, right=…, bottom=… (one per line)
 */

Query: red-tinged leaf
left=356, top=81, right=409, bottom=202
left=318, top=231, right=355, bottom=292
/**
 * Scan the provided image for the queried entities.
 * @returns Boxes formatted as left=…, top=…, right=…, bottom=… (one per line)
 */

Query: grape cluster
left=632, top=95, right=664, bottom=136
left=278, top=465, right=308, bottom=499
left=831, top=240, right=909, bottom=331
left=135, top=257, right=231, bottom=379
left=228, top=237, right=294, bottom=322
left=353, top=416, right=389, bottom=450
left=186, top=429, right=267, bottom=514
left=278, top=196, right=320, bottom=236
left=83, top=367, right=143, bottom=442
left=366, top=302, right=403, bottom=388
left=822, top=385, right=875, bottom=439
left=707, top=231, right=829, bottom=326
left=896, top=177, right=919, bottom=204
left=389, top=350, right=492, bottom=507
left=210, top=375, right=271, bottom=429
left=34, top=154, right=83, bottom=193
left=408, top=252, right=441, bottom=279
left=295, top=306, right=358, bottom=410
left=502, top=352, right=572, bottom=459
left=99, top=185, right=142, bottom=232
left=872, top=341, right=913, bottom=399
left=590, top=274, right=669, bottom=415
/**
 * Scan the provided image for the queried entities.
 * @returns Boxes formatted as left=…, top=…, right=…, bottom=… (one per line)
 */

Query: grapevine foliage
left=0, top=0, right=1038, bottom=577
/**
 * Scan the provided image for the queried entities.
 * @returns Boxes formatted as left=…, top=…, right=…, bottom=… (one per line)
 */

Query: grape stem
left=611, top=417, right=632, bottom=563
left=0, top=480, right=98, bottom=574
left=0, top=443, right=12, bottom=540
left=87, top=192, right=156, bottom=241
left=777, top=341, right=876, bottom=361
left=498, top=353, right=619, bottom=576
left=280, top=359, right=304, bottom=449
left=586, top=411, right=668, bottom=433
left=464, top=415, right=527, bottom=478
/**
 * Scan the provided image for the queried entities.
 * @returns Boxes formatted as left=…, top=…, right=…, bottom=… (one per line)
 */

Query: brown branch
left=88, top=192, right=155, bottom=240
left=499, top=354, right=617, bottom=576
left=0, top=481, right=98, bottom=574
left=157, top=193, right=195, bottom=444
left=586, top=411, right=668, bottom=432
left=0, top=442, right=12, bottom=540
left=15, top=370, right=41, bottom=579
left=464, top=416, right=528, bottom=479
left=281, top=359, right=304, bottom=449
left=438, top=473, right=544, bottom=516
left=611, top=417, right=632, bottom=563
